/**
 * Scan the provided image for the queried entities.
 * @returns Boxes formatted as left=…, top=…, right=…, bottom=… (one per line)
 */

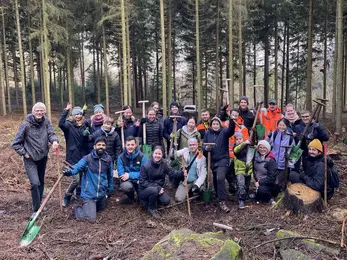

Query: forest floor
left=0, top=113, right=347, bottom=260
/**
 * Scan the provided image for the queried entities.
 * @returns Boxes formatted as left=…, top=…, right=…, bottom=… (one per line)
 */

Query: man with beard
left=12, top=102, right=59, bottom=215
left=196, top=109, right=211, bottom=140
left=59, top=104, right=89, bottom=206
left=62, top=137, right=113, bottom=223
left=238, top=96, right=254, bottom=130
left=258, top=98, right=283, bottom=136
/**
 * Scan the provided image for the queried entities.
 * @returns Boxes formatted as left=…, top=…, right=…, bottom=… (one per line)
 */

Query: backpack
left=328, top=164, right=339, bottom=189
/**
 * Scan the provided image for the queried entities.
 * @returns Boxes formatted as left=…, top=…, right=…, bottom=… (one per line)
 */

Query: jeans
left=65, top=173, right=81, bottom=196
left=139, top=187, right=170, bottom=210
left=24, top=156, right=48, bottom=212
left=175, top=182, right=194, bottom=202
left=236, top=174, right=251, bottom=201
left=74, top=197, right=107, bottom=223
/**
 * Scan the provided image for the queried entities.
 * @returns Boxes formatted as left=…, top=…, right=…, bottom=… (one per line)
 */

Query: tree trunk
left=323, top=5, right=327, bottom=118
left=126, top=14, right=133, bottom=106
left=215, top=0, right=220, bottom=111
left=295, top=38, right=300, bottom=108
left=67, top=46, right=73, bottom=106
left=15, top=0, right=27, bottom=115
left=121, top=0, right=128, bottom=106
left=28, top=15, right=36, bottom=106
left=59, top=67, right=63, bottom=109
left=253, top=42, right=256, bottom=107
left=80, top=33, right=86, bottom=104
left=281, top=24, right=286, bottom=111
left=102, top=25, right=109, bottom=115
left=264, top=26, right=269, bottom=106
left=160, top=0, right=167, bottom=116
left=173, top=31, right=177, bottom=101
left=335, top=0, right=343, bottom=134
left=96, top=46, right=101, bottom=103
left=305, top=0, right=313, bottom=111
left=238, top=7, right=243, bottom=96
left=42, top=0, right=51, bottom=117
left=228, top=0, right=234, bottom=108
left=12, top=46, right=20, bottom=107
left=93, top=39, right=97, bottom=98
left=2, top=9, right=10, bottom=113
left=285, top=19, right=290, bottom=104
left=204, top=56, right=208, bottom=108
left=192, top=59, right=195, bottom=105
left=167, top=0, right=173, bottom=106
left=0, top=28, right=5, bottom=115
left=195, top=0, right=202, bottom=119
left=155, top=25, right=159, bottom=101
left=274, top=4, right=278, bottom=102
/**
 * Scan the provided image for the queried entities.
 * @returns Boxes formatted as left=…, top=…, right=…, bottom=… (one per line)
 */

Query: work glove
left=244, top=139, right=251, bottom=145
left=170, top=133, right=175, bottom=139
left=306, top=132, right=314, bottom=141
left=62, top=165, right=72, bottom=176
left=140, top=118, right=146, bottom=124
left=204, top=145, right=213, bottom=152
left=191, top=184, right=200, bottom=194
left=83, top=127, right=90, bottom=136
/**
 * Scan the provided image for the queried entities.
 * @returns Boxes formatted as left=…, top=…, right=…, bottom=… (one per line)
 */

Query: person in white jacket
left=174, top=138, right=207, bottom=202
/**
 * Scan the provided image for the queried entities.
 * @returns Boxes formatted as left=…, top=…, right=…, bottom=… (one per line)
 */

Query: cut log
left=284, top=183, right=322, bottom=214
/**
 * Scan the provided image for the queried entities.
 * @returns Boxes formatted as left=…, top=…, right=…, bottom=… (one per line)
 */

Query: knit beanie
left=94, top=136, right=107, bottom=145
left=239, top=96, right=249, bottom=104
left=234, top=131, right=243, bottom=139
left=268, top=98, right=277, bottom=104
left=170, top=101, right=180, bottom=109
left=210, top=116, right=222, bottom=126
left=258, top=140, right=271, bottom=152
left=308, top=139, right=323, bottom=152
left=32, top=102, right=46, bottom=113
left=72, top=106, right=83, bottom=116
left=277, top=118, right=290, bottom=128
left=94, top=104, right=104, bottom=113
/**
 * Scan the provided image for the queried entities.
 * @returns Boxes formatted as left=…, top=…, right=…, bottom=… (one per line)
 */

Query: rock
left=280, top=249, right=310, bottom=260
left=330, top=208, right=347, bottom=222
left=284, top=183, right=322, bottom=214
left=276, top=230, right=340, bottom=256
left=142, top=228, right=242, bottom=260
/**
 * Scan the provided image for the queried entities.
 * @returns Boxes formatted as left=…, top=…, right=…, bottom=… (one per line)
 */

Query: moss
left=212, top=239, right=242, bottom=260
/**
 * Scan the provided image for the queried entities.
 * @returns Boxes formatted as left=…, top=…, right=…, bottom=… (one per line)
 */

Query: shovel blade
left=142, top=144, right=152, bottom=158
left=20, top=220, right=41, bottom=247
left=288, top=145, right=303, bottom=164
left=203, top=189, right=213, bottom=203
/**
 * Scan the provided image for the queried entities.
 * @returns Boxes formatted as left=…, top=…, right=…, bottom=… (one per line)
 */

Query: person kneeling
left=175, top=138, right=207, bottom=202
left=139, top=146, right=185, bottom=218
left=63, top=137, right=113, bottom=223
left=289, top=139, right=334, bottom=200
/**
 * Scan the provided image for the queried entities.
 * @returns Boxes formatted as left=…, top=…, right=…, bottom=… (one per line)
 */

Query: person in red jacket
left=258, top=98, right=283, bottom=137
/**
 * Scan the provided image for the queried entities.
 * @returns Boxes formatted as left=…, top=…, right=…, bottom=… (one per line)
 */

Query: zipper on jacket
left=97, top=159, right=101, bottom=198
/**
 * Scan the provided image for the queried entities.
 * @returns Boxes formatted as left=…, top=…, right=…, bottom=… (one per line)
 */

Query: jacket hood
left=123, top=148, right=140, bottom=159
left=102, top=126, right=115, bottom=134
left=26, top=114, right=46, bottom=126
left=91, top=149, right=109, bottom=160
left=182, top=125, right=198, bottom=135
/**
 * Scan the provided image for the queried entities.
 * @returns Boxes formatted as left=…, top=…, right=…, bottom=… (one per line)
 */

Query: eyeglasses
left=301, top=116, right=310, bottom=118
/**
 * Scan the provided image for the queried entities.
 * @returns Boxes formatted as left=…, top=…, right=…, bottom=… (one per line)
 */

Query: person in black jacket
left=117, top=105, right=140, bottom=140
left=138, top=108, right=163, bottom=151
left=12, top=102, right=59, bottom=215
left=238, top=96, right=254, bottom=130
left=289, top=139, right=334, bottom=200
left=89, top=116, right=122, bottom=163
left=59, top=104, right=89, bottom=206
left=139, top=146, right=185, bottom=218
left=292, top=110, right=329, bottom=171
left=203, top=113, right=236, bottom=213
left=84, top=104, right=105, bottom=152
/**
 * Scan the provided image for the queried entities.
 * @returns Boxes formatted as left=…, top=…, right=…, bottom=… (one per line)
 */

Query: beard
left=96, top=148, right=106, bottom=156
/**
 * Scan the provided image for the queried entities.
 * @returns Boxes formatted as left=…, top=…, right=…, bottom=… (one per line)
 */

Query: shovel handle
left=63, top=161, right=75, bottom=170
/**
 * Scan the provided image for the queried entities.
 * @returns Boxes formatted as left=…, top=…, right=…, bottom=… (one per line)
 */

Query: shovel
left=203, top=143, right=215, bottom=203
left=139, top=100, right=152, bottom=158
left=20, top=173, right=64, bottom=247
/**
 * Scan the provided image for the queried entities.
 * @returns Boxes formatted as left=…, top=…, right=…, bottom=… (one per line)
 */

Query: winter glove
left=83, top=128, right=90, bottom=136
left=170, top=133, right=175, bottom=139
left=191, top=184, right=200, bottom=194
left=306, top=132, right=314, bottom=141
left=62, top=166, right=72, bottom=176
left=267, top=131, right=273, bottom=139
left=140, top=118, right=146, bottom=124
left=244, top=139, right=251, bottom=145
left=82, top=103, right=88, bottom=111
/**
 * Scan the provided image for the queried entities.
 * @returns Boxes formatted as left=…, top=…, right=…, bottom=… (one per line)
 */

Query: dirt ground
left=0, top=114, right=347, bottom=260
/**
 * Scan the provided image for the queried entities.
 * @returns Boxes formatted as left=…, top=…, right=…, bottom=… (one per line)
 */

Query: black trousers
left=139, top=187, right=170, bottom=210
left=256, top=184, right=279, bottom=202
left=24, top=156, right=48, bottom=212
left=212, top=166, right=229, bottom=201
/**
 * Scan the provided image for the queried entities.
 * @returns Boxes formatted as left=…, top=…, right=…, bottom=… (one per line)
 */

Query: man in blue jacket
left=63, top=136, right=113, bottom=223
left=118, top=136, right=146, bottom=204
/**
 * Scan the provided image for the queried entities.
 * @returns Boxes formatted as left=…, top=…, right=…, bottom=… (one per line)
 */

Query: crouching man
left=175, top=138, right=207, bottom=202
left=63, top=137, right=113, bottom=223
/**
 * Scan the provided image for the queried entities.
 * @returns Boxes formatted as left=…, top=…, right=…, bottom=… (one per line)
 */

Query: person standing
left=258, top=98, right=284, bottom=136
left=238, top=96, right=254, bottom=130
left=12, top=102, right=59, bottom=215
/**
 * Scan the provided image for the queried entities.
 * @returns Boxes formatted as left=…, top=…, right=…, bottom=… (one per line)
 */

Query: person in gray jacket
left=12, top=102, right=59, bottom=214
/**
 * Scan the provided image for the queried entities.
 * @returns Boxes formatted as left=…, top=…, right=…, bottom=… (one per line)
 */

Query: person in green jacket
left=233, top=131, right=253, bottom=209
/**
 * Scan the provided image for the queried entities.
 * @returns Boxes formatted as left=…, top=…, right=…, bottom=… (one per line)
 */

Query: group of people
left=12, top=96, right=337, bottom=222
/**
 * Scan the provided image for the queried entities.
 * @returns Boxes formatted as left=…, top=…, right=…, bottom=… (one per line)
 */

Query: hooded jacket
left=238, top=107, right=255, bottom=129
left=176, top=125, right=202, bottom=150
left=303, top=154, right=334, bottom=199
left=65, top=150, right=113, bottom=200
left=233, top=142, right=253, bottom=175
left=203, top=119, right=235, bottom=168
left=253, top=152, right=277, bottom=186
left=259, top=107, right=284, bottom=136
left=90, top=126, right=122, bottom=161
left=59, top=109, right=89, bottom=164
left=139, top=158, right=183, bottom=193
left=117, top=148, right=146, bottom=182
left=117, top=115, right=139, bottom=139
left=163, top=113, right=187, bottom=141
left=12, top=114, right=58, bottom=161
left=176, top=148, right=207, bottom=188
left=267, top=128, right=296, bottom=170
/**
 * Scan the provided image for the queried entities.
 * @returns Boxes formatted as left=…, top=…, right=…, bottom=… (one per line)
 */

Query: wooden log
left=284, top=183, right=323, bottom=214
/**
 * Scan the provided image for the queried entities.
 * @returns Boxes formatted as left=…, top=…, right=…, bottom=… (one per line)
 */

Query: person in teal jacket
left=117, top=136, right=147, bottom=204
left=63, top=136, right=113, bottom=223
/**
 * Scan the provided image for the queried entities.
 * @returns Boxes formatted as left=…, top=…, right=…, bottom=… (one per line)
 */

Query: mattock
left=168, top=115, right=182, bottom=159
left=138, top=100, right=149, bottom=144
left=315, top=98, right=328, bottom=123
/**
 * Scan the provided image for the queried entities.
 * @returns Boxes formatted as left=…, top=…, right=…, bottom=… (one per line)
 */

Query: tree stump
left=284, top=183, right=322, bottom=214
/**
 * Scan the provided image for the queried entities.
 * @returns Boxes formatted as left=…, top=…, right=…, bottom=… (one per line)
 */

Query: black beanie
left=170, top=101, right=179, bottom=109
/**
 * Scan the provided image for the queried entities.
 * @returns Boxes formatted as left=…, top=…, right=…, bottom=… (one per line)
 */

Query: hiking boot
left=269, top=198, right=276, bottom=206
left=148, top=209, right=161, bottom=219
left=62, top=195, right=72, bottom=207
left=75, top=187, right=81, bottom=200
left=119, top=196, right=135, bottom=205
left=248, top=193, right=256, bottom=199
left=238, top=200, right=245, bottom=209
left=219, top=201, right=231, bottom=213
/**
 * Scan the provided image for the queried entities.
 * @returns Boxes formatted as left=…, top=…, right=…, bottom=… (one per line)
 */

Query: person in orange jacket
left=258, top=98, right=283, bottom=137
left=196, top=109, right=211, bottom=140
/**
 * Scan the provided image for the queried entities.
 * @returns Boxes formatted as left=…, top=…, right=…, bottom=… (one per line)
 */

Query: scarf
left=285, top=111, right=300, bottom=124
left=91, top=114, right=104, bottom=126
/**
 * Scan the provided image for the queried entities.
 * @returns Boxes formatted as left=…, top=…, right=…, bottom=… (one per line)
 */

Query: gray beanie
left=239, top=96, right=249, bottom=104
left=234, top=131, right=243, bottom=139
left=258, top=140, right=271, bottom=152
left=72, top=106, right=83, bottom=116
left=210, top=117, right=222, bottom=126
left=32, top=102, right=46, bottom=113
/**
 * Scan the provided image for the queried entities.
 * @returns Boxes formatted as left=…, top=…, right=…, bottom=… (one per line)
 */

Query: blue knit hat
left=94, top=104, right=104, bottom=113
left=72, top=106, right=83, bottom=116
